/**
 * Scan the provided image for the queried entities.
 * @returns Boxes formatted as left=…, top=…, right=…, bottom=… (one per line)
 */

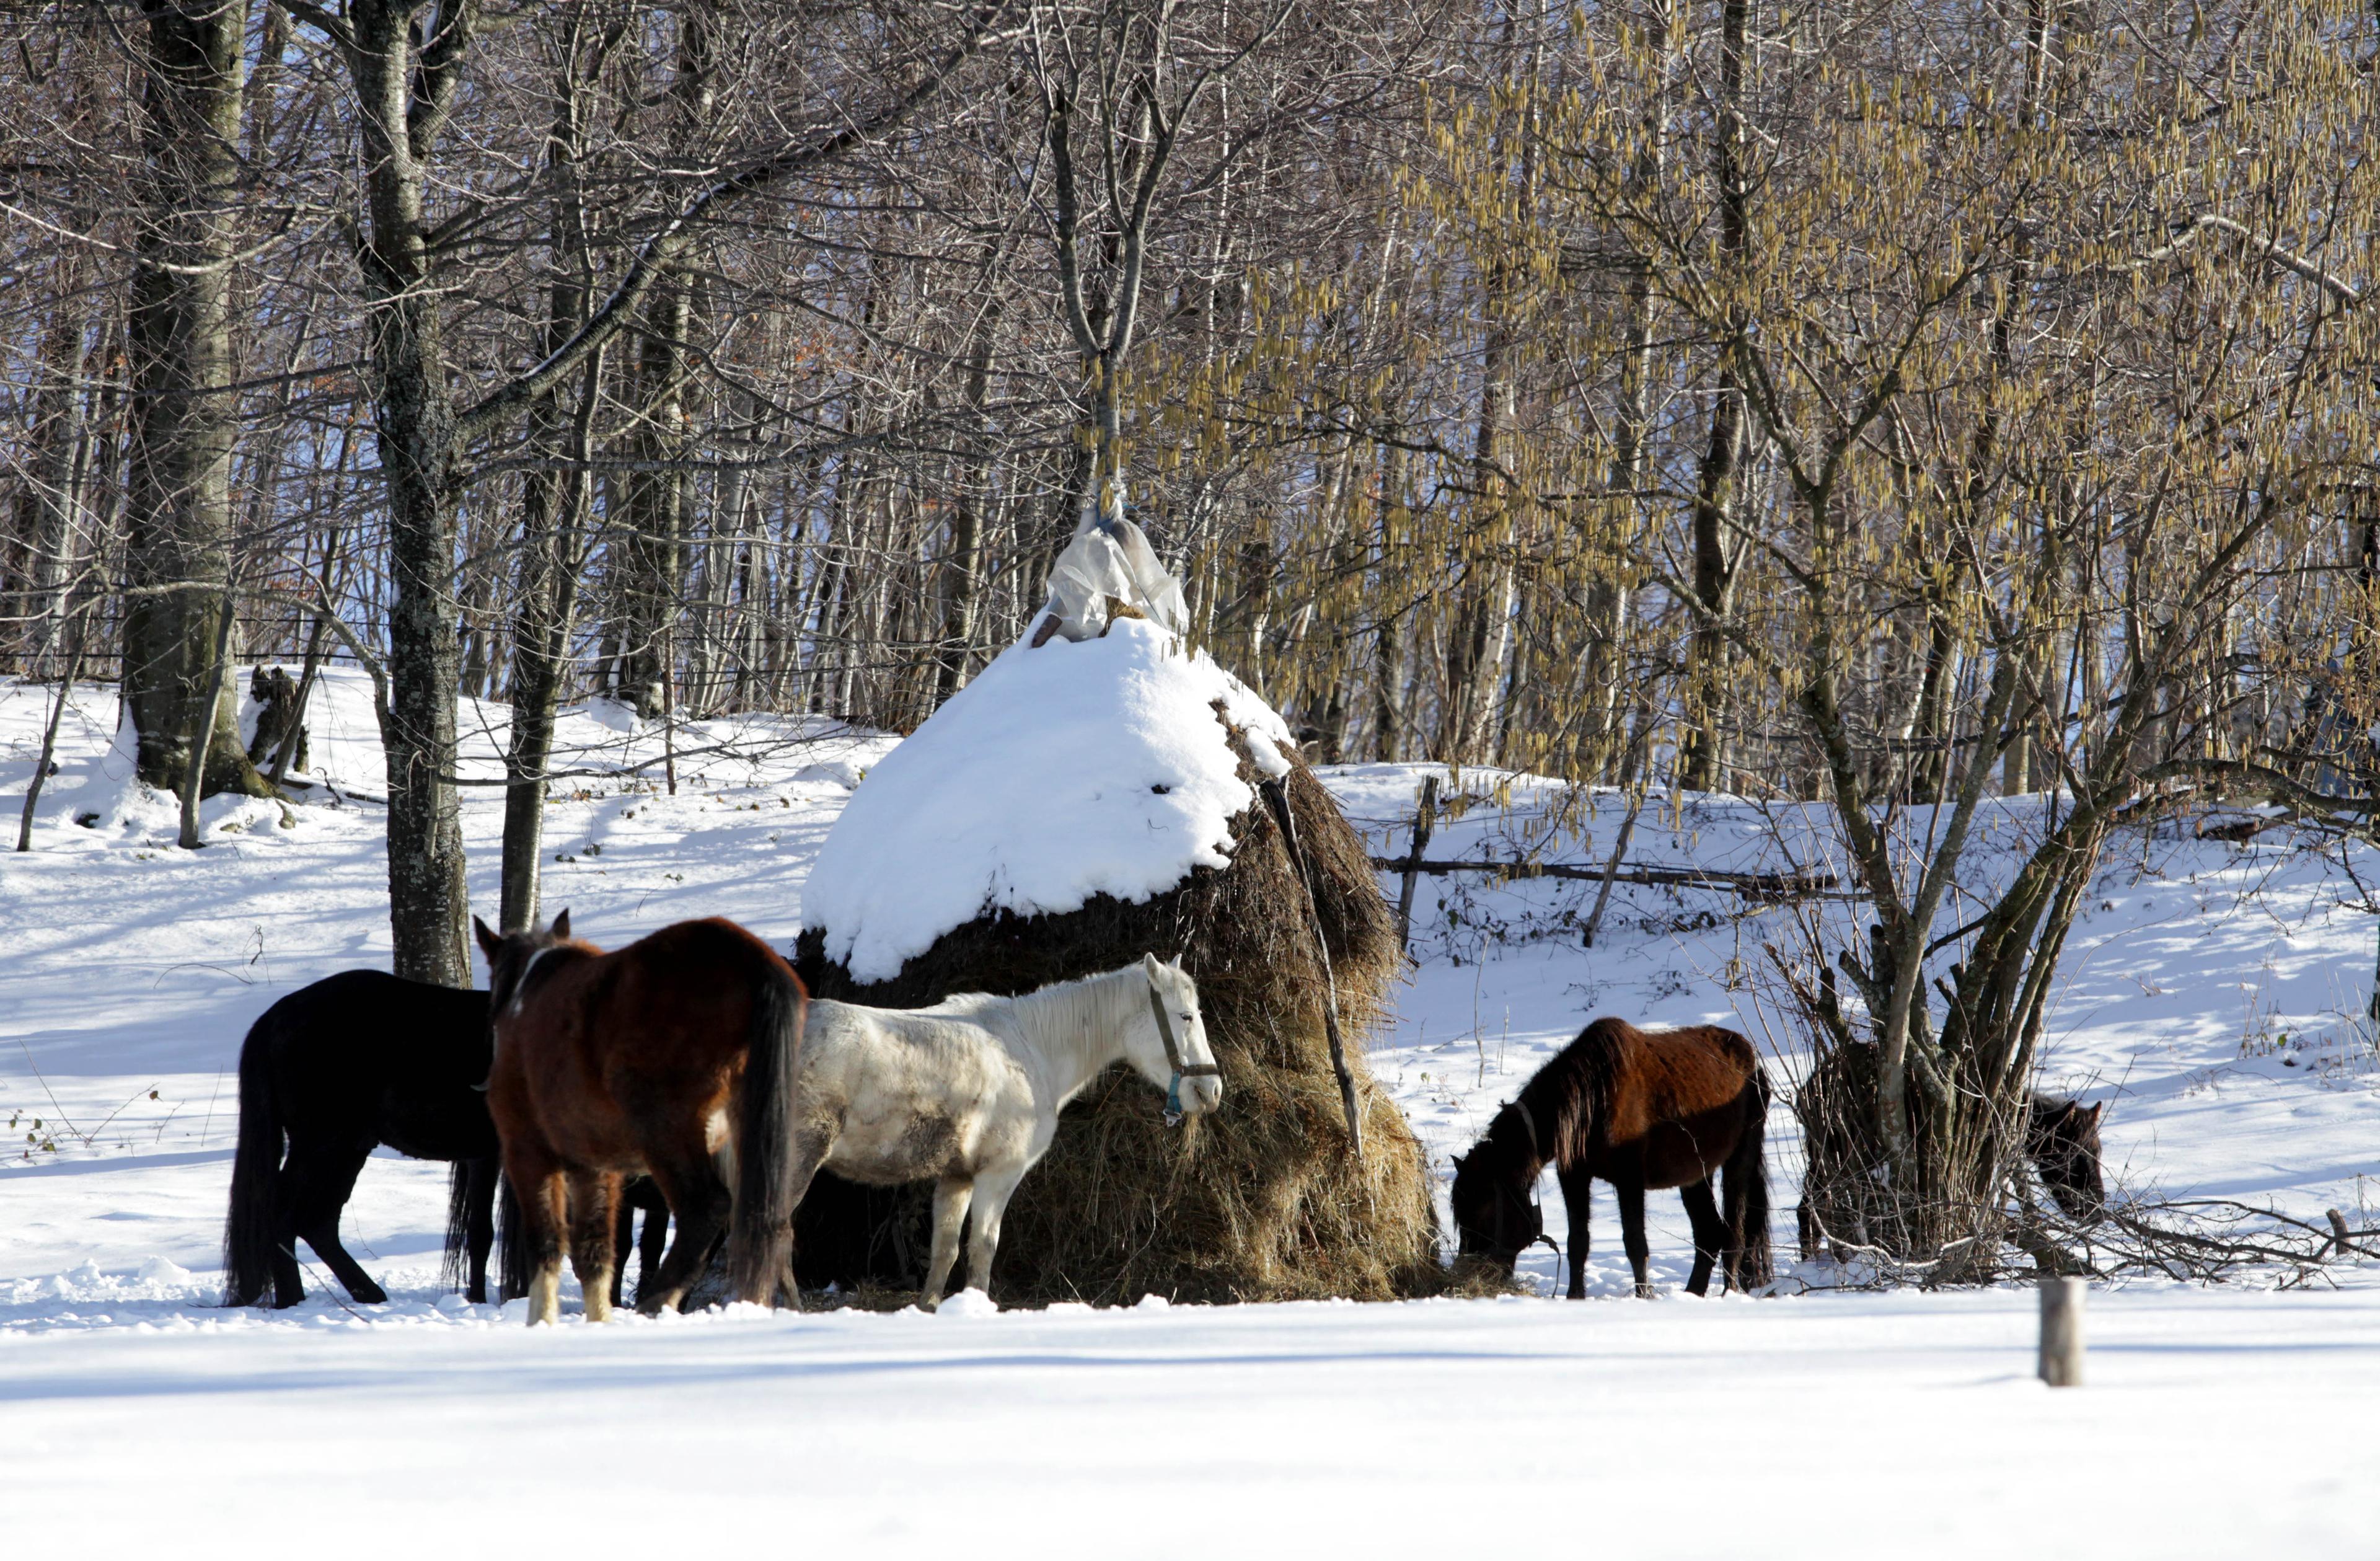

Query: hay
left=791, top=716, right=1442, bottom=1305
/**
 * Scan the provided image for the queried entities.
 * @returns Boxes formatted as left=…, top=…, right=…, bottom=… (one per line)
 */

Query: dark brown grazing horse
left=475, top=911, right=804, bottom=1324
left=1450, top=1018, right=1773, bottom=1298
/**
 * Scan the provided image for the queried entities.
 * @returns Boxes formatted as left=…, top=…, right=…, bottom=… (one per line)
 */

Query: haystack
left=791, top=521, right=1437, bottom=1305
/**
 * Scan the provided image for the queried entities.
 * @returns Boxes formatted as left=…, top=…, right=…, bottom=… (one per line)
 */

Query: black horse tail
left=440, top=1162, right=474, bottom=1293
left=1726, top=1066, right=1775, bottom=1290
left=495, top=1172, right=530, bottom=1302
left=223, top=1017, right=284, bottom=1306
left=725, top=962, right=807, bottom=1306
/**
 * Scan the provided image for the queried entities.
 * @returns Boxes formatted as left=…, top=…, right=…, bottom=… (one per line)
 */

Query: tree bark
left=14, top=286, right=89, bottom=673
left=1678, top=0, right=1752, bottom=794
left=120, top=0, right=270, bottom=802
left=935, top=293, right=1002, bottom=704
left=498, top=6, right=612, bottom=933
left=347, top=0, right=478, bottom=984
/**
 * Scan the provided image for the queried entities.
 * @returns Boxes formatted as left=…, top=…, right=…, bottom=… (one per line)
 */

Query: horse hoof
left=350, top=1283, right=388, bottom=1305
left=1634, top=1285, right=1656, bottom=1299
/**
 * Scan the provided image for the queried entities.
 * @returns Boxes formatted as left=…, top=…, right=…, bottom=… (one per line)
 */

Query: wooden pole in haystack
left=1263, top=776, right=1364, bottom=1161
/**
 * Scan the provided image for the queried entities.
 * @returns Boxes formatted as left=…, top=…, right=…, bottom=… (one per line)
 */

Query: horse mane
left=495, top=935, right=599, bottom=1018
left=1521, top=1016, right=1626, bottom=1167
left=1461, top=1017, right=1620, bottom=1190
left=1000, top=964, right=1148, bottom=1076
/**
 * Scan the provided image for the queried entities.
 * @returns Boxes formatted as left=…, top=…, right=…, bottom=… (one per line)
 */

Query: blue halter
left=1148, top=978, right=1220, bottom=1126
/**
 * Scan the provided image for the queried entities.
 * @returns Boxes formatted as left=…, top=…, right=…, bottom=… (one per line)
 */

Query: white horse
left=785, top=954, right=1222, bottom=1310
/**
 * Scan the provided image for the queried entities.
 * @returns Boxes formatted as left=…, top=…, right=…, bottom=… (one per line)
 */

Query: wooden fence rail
left=1368, top=854, right=1836, bottom=898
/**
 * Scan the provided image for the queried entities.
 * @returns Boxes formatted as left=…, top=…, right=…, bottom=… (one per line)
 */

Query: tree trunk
left=350, top=0, right=475, bottom=985
left=935, top=295, right=1002, bottom=704
left=1679, top=0, right=1752, bottom=794
left=120, top=0, right=269, bottom=802
left=615, top=273, right=692, bottom=717
left=499, top=12, right=608, bottom=933
left=15, top=288, right=89, bottom=673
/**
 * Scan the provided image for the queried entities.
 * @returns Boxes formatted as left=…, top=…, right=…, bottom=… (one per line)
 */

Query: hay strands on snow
left=1261, top=775, right=1364, bottom=1162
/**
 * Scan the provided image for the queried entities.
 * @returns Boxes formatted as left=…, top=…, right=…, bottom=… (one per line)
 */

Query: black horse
left=225, top=969, right=677, bottom=1309
left=223, top=971, right=501, bottom=1307
left=1451, top=1018, right=1774, bottom=1299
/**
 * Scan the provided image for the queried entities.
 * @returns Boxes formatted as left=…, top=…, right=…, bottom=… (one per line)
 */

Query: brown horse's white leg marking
left=570, top=1170, right=620, bottom=1322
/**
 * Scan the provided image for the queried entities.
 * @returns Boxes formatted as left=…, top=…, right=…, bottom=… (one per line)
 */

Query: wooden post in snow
left=1395, top=774, right=1439, bottom=955
left=2327, top=1208, right=2355, bottom=1257
left=2038, top=1276, right=2086, bottom=1387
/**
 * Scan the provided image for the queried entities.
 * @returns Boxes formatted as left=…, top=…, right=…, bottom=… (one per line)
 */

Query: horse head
left=2028, top=1097, right=2108, bottom=1222
left=1449, top=1121, right=1546, bottom=1276
left=473, top=909, right=581, bottom=1023
left=1135, top=954, right=1223, bottom=1122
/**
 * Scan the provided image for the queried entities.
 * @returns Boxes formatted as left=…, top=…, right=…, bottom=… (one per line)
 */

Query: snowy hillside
left=2, top=676, right=2376, bottom=1556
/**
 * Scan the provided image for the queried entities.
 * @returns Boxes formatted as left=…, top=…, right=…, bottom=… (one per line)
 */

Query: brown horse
left=475, top=911, right=804, bottom=1324
left=1450, top=1018, right=1773, bottom=1298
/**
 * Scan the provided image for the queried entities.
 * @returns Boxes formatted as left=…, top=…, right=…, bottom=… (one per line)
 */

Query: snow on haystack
left=803, top=614, right=1295, bottom=984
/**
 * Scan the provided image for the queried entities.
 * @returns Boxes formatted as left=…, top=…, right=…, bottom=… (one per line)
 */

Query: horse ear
left=551, top=908, right=571, bottom=940
left=2085, top=1102, right=2105, bottom=1125
left=1142, top=952, right=1163, bottom=979
left=472, top=916, right=501, bottom=960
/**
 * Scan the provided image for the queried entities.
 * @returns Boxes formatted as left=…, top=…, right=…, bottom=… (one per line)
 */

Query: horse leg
left=1555, top=1164, right=1595, bottom=1300
left=1678, top=1178, right=1724, bottom=1297
left=917, top=1175, right=976, bottom=1312
left=464, top=1157, right=498, bottom=1304
left=633, top=1183, right=669, bottom=1306
left=265, top=1151, right=307, bottom=1307
left=506, top=1146, right=568, bottom=1325
left=1616, top=1177, right=1654, bottom=1298
left=959, top=1163, right=1028, bottom=1299
left=568, top=1170, right=622, bottom=1322
left=637, top=1152, right=733, bottom=1316
left=288, top=1138, right=387, bottom=1304
left=609, top=1190, right=636, bottom=1311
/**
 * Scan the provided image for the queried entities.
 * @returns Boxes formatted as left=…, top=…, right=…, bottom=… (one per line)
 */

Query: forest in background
left=4, top=0, right=2378, bottom=1268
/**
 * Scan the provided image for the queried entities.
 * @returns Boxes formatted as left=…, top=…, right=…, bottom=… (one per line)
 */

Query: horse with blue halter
left=223, top=971, right=501, bottom=1308
left=780, top=955, right=1223, bottom=1310
left=1450, top=1017, right=1774, bottom=1298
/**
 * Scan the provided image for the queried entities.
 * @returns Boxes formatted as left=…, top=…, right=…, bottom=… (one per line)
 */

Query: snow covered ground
left=4, top=673, right=2377, bottom=1555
